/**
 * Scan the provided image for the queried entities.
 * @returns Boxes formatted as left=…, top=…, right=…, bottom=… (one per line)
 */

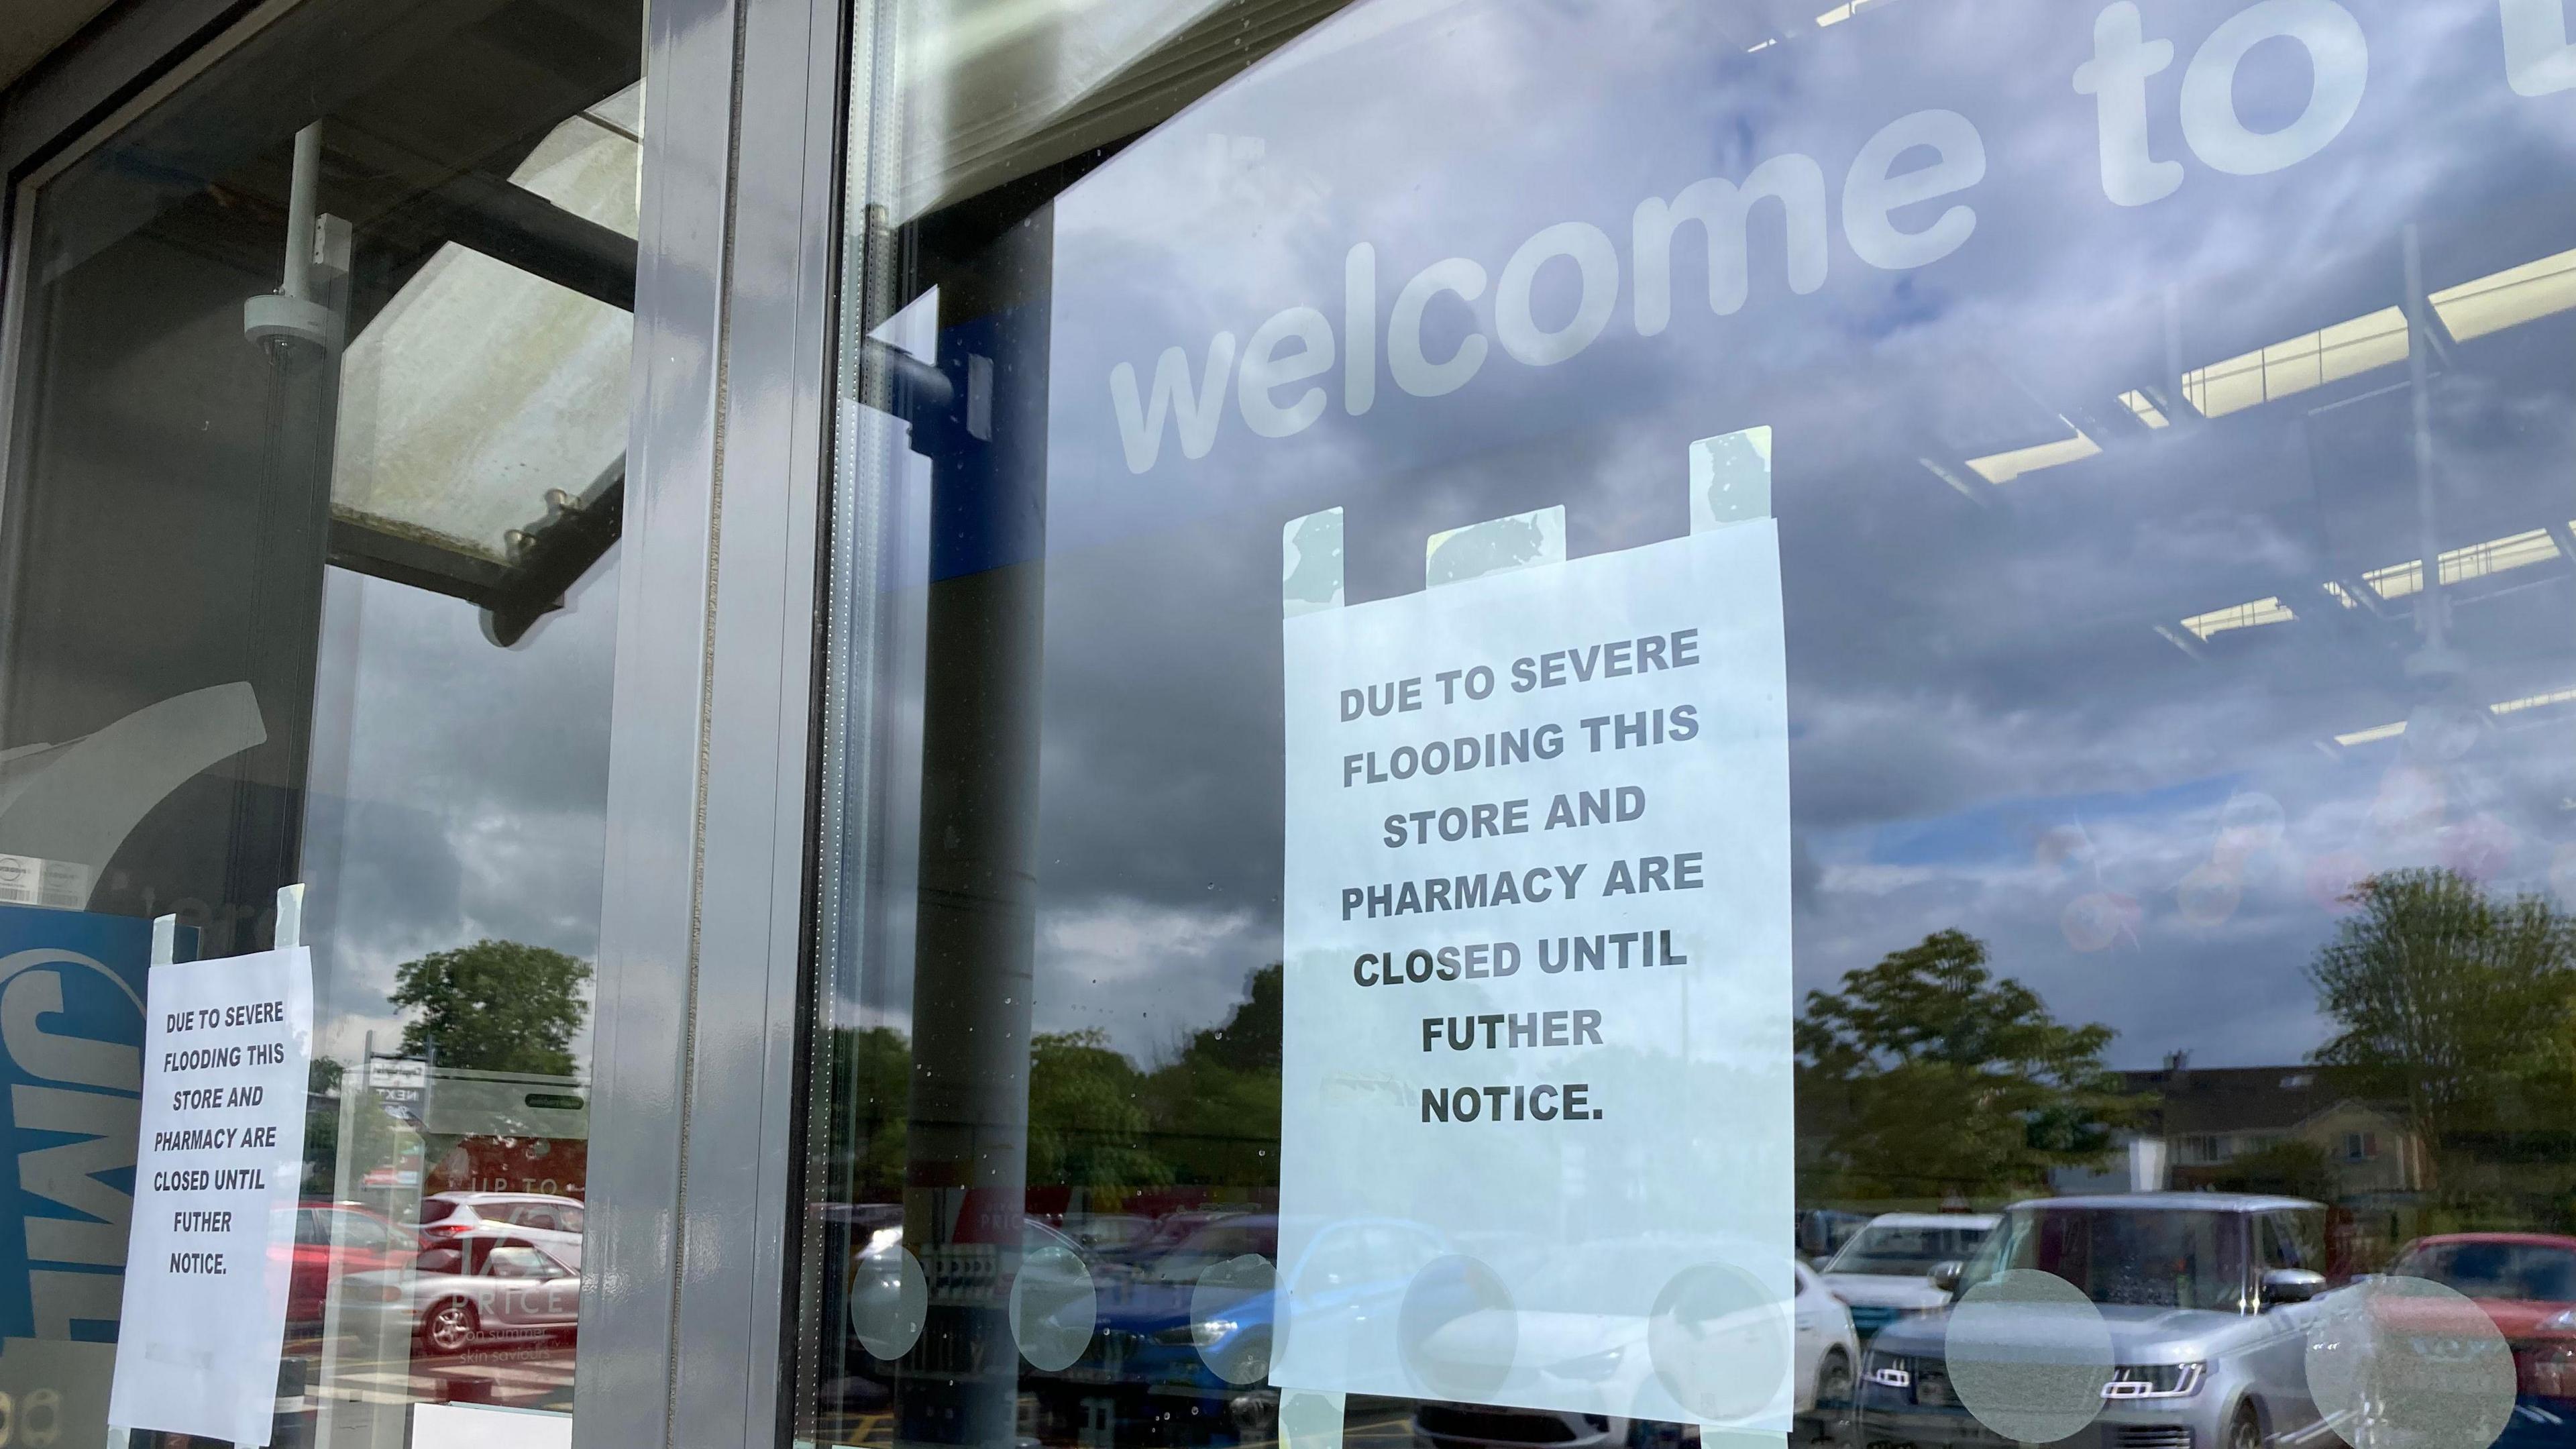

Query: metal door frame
left=582, top=0, right=843, bottom=1440
left=0, top=0, right=848, bottom=1441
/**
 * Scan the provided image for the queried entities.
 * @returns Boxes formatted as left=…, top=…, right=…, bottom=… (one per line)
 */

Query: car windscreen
left=1148, top=1221, right=1278, bottom=1281
left=1827, top=1225, right=1987, bottom=1277
left=2406, top=1242, right=2576, bottom=1302
left=1964, top=1209, right=2247, bottom=1311
left=1069, top=1216, right=1150, bottom=1250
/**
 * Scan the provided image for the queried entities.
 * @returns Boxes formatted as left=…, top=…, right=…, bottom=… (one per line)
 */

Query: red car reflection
left=285, top=1200, right=419, bottom=1329
left=2389, top=1233, right=2576, bottom=1398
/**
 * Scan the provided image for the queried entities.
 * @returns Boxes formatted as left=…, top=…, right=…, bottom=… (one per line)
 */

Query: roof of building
left=2123, top=1064, right=2377, bottom=1134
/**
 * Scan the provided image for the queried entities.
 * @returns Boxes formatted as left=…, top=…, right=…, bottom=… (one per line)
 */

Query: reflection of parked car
left=2388, top=1234, right=2576, bottom=1401
left=1031, top=1215, right=1281, bottom=1444
left=1133, top=1215, right=1277, bottom=1287
left=415, top=1191, right=585, bottom=1269
left=823, top=1206, right=1091, bottom=1373
left=1411, top=1258, right=1859, bottom=1449
left=1097, top=1208, right=1259, bottom=1275
left=1796, top=1260, right=1864, bottom=1440
left=1820, top=1214, right=1995, bottom=1341
left=843, top=1212, right=1090, bottom=1329
left=1036, top=1212, right=1460, bottom=1447
left=1800, top=1210, right=1874, bottom=1267
left=284, top=1200, right=417, bottom=1329
left=1860, top=1195, right=2335, bottom=1449
left=337, top=1238, right=582, bottom=1356
left=1063, top=1212, right=1157, bottom=1258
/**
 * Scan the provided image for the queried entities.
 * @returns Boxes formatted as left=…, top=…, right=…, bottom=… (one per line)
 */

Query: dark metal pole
left=896, top=205, right=1053, bottom=1449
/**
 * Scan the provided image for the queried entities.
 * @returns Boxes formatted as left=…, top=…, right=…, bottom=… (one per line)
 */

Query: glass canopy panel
left=329, top=85, right=642, bottom=567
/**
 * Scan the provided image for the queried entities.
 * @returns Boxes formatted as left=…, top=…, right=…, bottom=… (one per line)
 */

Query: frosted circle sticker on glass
left=1268, top=442, right=1794, bottom=1427
left=1943, top=1270, right=2115, bottom=1444
left=1398, top=1255, right=1517, bottom=1400
left=1193, top=1254, right=1279, bottom=1385
left=1648, top=1262, right=1794, bottom=1422
left=1010, top=1244, right=1099, bottom=1372
left=849, top=1243, right=928, bottom=1360
left=2304, top=1275, right=2516, bottom=1449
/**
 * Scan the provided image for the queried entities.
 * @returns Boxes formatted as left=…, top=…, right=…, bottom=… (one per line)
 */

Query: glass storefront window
left=804, top=6, right=2576, bottom=1449
left=1, top=0, right=640, bottom=1442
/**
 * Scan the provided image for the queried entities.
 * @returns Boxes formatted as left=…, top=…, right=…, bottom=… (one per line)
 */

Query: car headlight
left=2543, top=1309, right=2576, bottom=1333
left=2102, top=1363, right=2205, bottom=1399
left=1864, top=1354, right=1913, bottom=1389
left=1152, top=1319, right=1239, bottom=1348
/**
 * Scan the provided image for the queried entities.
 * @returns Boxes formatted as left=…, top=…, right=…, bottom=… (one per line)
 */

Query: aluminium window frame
left=0, top=0, right=849, bottom=1442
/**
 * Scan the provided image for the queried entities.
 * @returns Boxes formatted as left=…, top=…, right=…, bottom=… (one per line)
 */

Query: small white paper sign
left=109, top=946, right=314, bottom=1448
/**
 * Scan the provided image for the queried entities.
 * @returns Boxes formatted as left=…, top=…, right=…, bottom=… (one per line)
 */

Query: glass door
left=804, top=5, right=2576, bottom=1449
left=0, top=0, right=641, bottom=1442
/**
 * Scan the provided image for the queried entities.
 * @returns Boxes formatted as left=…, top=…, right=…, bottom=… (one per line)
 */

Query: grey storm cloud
left=989, top=0, right=2576, bottom=1071
left=302, top=554, right=617, bottom=1063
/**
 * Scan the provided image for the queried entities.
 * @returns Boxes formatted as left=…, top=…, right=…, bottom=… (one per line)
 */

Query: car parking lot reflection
left=808, top=1046, right=2576, bottom=1449
left=810, top=1203, right=1879, bottom=1449
left=231, top=1150, right=602, bottom=1440
left=1861, top=1195, right=2336, bottom=1449
left=1842, top=1198, right=2576, bottom=1449
left=807, top=1191, right=2576, bottom=1449
left=337, top=1239, right=582, bottom=1357
left=303, top=1224, right=585, bottom=1416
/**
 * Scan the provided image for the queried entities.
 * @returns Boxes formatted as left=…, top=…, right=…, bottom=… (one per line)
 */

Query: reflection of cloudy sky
left=1014, top=0, right=2576, bottom=1067
left=301, top=558, right=618, bottom=1068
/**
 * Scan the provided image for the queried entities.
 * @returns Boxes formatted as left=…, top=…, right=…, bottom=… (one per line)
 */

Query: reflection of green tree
left=303, top=1057, right=343, bottom=1193
left=1797, top=929, right=2137, bottom=1201
left=825, top=1025, right=911, bottom=1201
left=390, top=940, right=591, bottom=1076
left=1032, top=1030, right=1172, bottom=1189
left=2309, top=869, right=2576, bottom=1193
left=1141, top=964, right=1281, bottom=1188
left=818, top=967, right=1285, bottom=1202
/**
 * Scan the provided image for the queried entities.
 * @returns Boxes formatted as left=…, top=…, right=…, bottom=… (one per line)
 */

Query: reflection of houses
left=2050, top=1057, right=2424, bottom=1202
left=2124, top=1058, right=2424, bottom=1199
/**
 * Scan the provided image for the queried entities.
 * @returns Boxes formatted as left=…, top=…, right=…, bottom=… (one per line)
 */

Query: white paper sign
left=1274, top=520, right=1794, bottom=1434
left=109, top=946, right=313, bottom=1448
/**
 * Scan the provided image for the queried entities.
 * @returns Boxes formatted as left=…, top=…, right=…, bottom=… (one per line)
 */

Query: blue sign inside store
left=0, top=906, right=191, bottom=1342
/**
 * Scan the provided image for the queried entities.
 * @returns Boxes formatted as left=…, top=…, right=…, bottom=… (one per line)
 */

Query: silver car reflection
left=415, top=1190, right=587, bottom=1271
left=337, top=1239, right=582, bottom=1356
left=1822, top=1213, right=1996, bottom=1342
left=1859, top=1194, right=2336, bottom=1449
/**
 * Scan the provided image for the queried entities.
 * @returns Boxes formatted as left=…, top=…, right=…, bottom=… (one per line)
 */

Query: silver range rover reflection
left=1858, top=1195, right=2339, bottom=1449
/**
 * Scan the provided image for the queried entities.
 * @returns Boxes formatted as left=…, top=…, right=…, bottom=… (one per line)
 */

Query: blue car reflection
left=1033, top=1213, right=1283, bottom=1444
